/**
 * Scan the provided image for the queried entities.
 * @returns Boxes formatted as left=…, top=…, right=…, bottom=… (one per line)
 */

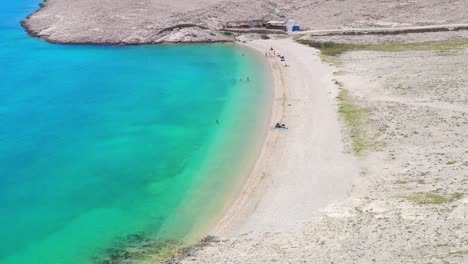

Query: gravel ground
left=300, top=31, right=468, bottom=45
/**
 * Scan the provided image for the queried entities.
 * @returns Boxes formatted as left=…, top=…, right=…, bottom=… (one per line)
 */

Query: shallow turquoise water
left=0, top=1, right=270, bottom=263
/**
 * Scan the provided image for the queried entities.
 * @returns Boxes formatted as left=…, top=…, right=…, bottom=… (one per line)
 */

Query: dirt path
left=293, top=23, right=468, bottom=37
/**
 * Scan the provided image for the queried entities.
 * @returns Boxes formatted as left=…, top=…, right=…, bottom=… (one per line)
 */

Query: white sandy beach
left=210, top=38, right=358, bottom=236
left=173, top=35, right=468, bottom=264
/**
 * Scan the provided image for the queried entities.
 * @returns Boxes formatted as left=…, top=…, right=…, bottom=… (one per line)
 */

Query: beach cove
left=0, top=1, right=272, bottom=263
left=12, top=0, right=468, bottom=262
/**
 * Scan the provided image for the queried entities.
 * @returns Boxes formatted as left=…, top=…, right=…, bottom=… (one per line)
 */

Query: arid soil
left=167, top=38, right=468, bottom=263
left=22, top=0, right=468, bottom=44
left=306, top=30, right=468, bottom=45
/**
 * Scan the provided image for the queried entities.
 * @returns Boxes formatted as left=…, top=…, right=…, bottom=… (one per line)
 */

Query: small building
left=286, top=20, right=301, bottom=32
left=266, top=21, right=287, bottom=30
left=225, top=20, right=266, bottom=29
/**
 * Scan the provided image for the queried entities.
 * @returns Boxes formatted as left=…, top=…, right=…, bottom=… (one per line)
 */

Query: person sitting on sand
left=274, top=121, right=281, bottom=129
left=274, top=121, right=288, bottom=129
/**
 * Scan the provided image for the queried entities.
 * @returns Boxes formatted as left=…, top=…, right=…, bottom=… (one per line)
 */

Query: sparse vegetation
left=407, top=192, right=448, bottom=205
left=394, top=179, right=427, bottom=185
left=447, top=250, right=468, bottom=256
left=395, top=180, right=409, bottom=184
left=407, top=191, right=464, bottom=205
left=446, top=160, right=457, bottom=165
left=261, top=34, right=270, bottom=40
left=296, top=38, right=468, bottom=57
left=333, top=70, right=348, bottom=76
left=337, top=89, right=367, bottom=155
left=337, top=89, right=384, bottom=155
left=449, top=192, right=463, bottom=201
left=435, top=249, right=468, bottom=260
left=222, top=31, right=233, bottom=36
left=436, top=243, right=449, bottom=247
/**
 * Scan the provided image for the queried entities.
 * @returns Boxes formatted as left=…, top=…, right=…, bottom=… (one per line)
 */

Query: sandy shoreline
left=206, top=38, right=358, bottom=237
left=172, top=35, right=467, bottom=264
left=206, top=40, right=287, bottom=236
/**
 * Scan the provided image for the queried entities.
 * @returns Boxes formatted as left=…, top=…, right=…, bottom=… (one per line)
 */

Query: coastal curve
left=210, top=38, right=358, bottom=236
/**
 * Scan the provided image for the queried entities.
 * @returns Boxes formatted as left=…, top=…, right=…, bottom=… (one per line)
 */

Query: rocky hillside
left=22, top=0, right=468, bottom=44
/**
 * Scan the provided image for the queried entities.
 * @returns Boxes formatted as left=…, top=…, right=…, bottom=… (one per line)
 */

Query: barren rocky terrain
left=22, top=0, right=468, bottom=44
left=309, top=31, right=468, bottom=45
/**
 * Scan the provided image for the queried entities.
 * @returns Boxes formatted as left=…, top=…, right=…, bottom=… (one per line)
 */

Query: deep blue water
left=0, top=1, right=270, bottom=263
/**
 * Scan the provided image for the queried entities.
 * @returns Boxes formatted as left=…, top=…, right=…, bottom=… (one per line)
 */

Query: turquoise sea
left=0, top=1, right=270, bottom=263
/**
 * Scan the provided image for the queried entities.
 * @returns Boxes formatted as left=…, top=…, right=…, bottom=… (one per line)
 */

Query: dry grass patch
left=395, top=180, right=409, bottom=184
left=296, top=38, right=468, bottom=57
left=333, top=70, right=348, bottom=76
left=337, top=89, right=385, bottom=155
left=407, top=192, right=448, bottom=205
left=297, top=38, right=468, bottom=64
left=406, top=192, right=464, bottom=205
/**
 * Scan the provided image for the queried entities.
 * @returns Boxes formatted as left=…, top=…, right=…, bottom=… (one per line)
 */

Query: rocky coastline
left=21, top=0, right=468, bottom=45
